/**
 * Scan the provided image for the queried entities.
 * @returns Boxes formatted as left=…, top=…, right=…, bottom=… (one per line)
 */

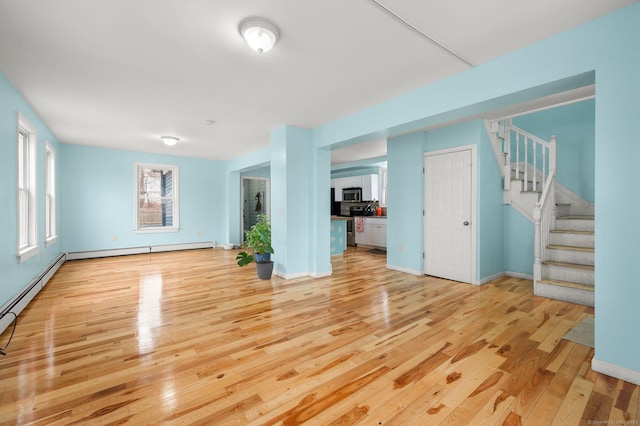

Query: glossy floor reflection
left=0, top=248, right=636, bottom=425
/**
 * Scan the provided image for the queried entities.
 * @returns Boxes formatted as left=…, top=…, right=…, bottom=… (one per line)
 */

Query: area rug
left=563, top=317, right=594, bottom=348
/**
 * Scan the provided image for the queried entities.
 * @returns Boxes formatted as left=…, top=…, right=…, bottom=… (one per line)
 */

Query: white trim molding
left=386, top=264, right=422, bottom=276
left=66, top=241, right=214, bottom=260
left=506, top=271, right=534, bottom=280
left=476, top=271, right=506, bottom=285
left=423, top=144, right=478, bottom=284
left=592, top=358, right=640, bottom=386
left=0, top=253, right=66, bottom=335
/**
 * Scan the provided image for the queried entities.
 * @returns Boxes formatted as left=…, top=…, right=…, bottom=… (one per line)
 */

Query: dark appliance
left=345, top=218, right=355, bottom=246
left=342, top=187, right=362, bottom=202
left=330, top=188, right=340, bottom=215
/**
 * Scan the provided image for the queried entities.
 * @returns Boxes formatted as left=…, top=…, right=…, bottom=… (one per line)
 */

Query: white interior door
left=424, top=149, right=472, bottom=283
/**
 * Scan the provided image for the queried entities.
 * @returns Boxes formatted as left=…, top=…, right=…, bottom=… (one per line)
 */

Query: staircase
left=536, top=213, right=595, bottom=306
left=489, top=119, right=594, bottom=306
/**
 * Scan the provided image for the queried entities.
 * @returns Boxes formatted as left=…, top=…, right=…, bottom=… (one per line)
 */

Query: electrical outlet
left=112, top=235, right=117, bottom=241
left=197, top=230, right=202, bottom=237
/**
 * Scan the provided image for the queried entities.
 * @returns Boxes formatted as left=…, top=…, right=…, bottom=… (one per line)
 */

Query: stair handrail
left=533, top=169, right=557, bottom=283
left=493, top=119, right=556, bottom=192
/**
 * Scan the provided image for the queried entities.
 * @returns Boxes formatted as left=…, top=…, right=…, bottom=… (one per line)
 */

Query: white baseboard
left=151, top=241, right=214, bottom=252
left=310, top=270, right=332, bottom=278
left=273, top=270, right=309, bottom=280
left=592, top=358, right=640, bottom=386
left=0, top=253, right=66, bottom=335
left=506, top=271, right=534, bottom=280
left=67, top=241, right=215, bottom=260
left=477, top=271, right=506, bottom=285
left=67, top=247, right=150, bottom=260
left=386, top=264, right=422, bottom=276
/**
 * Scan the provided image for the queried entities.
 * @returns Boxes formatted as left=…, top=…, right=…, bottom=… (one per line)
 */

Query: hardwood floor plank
left=551, top=376, right=594, bottom=425
left=0, top=248, right=636, bottom=425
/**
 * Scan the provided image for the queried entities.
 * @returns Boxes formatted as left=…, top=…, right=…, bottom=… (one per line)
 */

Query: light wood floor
left=0, top=248, right=638, bottom=425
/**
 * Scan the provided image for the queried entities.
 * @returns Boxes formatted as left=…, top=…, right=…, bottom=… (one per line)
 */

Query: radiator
left=0, top=253, right=66, bottom=335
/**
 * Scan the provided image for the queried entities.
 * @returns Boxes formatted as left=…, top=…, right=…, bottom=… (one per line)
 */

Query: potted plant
left=236, top=214, right=274, bottom=279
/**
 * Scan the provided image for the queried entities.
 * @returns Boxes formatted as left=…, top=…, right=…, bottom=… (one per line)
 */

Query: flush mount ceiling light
left=239, top=18, right=279, bottom=53
left=161, top=136, right=179, bottom=146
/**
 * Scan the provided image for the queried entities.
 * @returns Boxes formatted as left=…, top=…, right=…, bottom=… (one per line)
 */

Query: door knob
left=463, top=221, right=470, bottom=226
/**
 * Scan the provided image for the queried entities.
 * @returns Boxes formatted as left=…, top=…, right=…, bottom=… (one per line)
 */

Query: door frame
left=423, top=145, right=477, bottom=284
left=241, top=176, right=270, bottom=241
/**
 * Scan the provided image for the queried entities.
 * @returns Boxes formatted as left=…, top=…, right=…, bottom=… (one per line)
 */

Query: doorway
left=241, top=177, right=270, bottom=242
left=424, top=146, right=476, bottom=283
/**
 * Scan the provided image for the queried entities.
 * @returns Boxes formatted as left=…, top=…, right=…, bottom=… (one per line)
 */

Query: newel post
left=503, top=120, right=511, bottom=192
left=533, top=202, right=542, bottom=283
left=549, top=135, right=557, bottom=177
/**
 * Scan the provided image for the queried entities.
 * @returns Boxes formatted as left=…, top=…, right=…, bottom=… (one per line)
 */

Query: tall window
left=17, top=113, right=38, bottom=262
left=135, top=163, right=179, bottom=232
left=45, top=142, right=57, bottom=246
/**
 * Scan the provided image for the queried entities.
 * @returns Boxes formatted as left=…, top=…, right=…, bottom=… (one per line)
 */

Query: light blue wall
left=422, top=120, right=505, bottom=281
left=514, top=99, right=595, bottom=203
left=504, top=208, right=534, bottom=275
left=302, top=4, right=640, bottom=374
left=593, top=8, right=640, bottom=374
left=269, top=126, right=331, bottom=277
left=241, top=166, right=270, bottom=179
left=0, top=72, right=63, bottom=307
left=331, top=167, right=380, bottom=180
left=60, top=144, right=226, bottom=252
left=1, top=2, right=638, bottom=381
left=386, top=132, right=425, bottom=274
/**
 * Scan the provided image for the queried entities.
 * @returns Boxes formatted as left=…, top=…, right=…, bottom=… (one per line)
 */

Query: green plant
left=236, top=214, right=274, bottom=266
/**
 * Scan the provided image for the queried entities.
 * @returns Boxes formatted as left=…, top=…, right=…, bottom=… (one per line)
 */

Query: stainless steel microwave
left=342, top=187, right=362, bottom=202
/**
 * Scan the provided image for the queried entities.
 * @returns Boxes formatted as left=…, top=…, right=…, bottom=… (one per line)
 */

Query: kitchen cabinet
left=332, top=174, right=379, bottom=201
left=355, top=217, right=386, bottom=249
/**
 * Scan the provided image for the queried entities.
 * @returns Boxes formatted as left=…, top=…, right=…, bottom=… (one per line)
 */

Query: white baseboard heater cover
left=0, top=253, right=66, bottom=335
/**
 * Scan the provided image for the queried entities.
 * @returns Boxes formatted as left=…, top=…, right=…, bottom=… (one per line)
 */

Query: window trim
left=45, top=141, right=57, bottom=247
left=134, top=162, right=180, bottom=233
left=17, top=112, right=39, bottom=263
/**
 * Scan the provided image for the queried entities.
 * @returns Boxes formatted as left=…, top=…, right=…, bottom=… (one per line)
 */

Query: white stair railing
left=533, top=173, right=556, bottom=283
left=491, top=119, right=557, bottom=283
left=494, top=120, right=556, bottom=193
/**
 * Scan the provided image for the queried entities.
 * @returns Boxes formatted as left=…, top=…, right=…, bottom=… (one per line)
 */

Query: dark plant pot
left=254, top=253, right=271, bottom=263
left=256, top=261, right=274, bottom=280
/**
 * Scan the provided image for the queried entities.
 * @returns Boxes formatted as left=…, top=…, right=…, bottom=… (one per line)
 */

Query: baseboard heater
left=66, top=241, right=215, bottom=260
left=0, top=253, right=66, bottom=336
left=0, top=242, right=215, bottom=336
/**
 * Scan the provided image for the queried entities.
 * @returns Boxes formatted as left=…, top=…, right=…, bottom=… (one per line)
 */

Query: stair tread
left=547, top=244, right=594, bottom=252
left=539, top=278, right=594, bottom=291
left=550, top=230, right=594, bottom=235
left=542, top=261, right=594, bottom=271
left=557, top=215, right=595, bottom=220
left=556, top=203, right=571, bottom=206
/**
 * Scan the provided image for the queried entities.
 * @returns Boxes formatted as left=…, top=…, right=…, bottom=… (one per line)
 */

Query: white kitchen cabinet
left=361, top=174, right=379, bottom=201
left=355, top=217, right=386, bottom=249
left=332, top=173, right=379, bottom=201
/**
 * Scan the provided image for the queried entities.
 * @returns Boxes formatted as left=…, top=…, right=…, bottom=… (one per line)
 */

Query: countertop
left=331, top=215, right=387, bottom=220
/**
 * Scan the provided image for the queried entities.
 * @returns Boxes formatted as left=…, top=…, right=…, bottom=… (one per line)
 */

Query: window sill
left=45, top=236, right=58, bottom=247
left=135, top=227, right=180, bottom=234
left=18, top=245, right=39, bottom=263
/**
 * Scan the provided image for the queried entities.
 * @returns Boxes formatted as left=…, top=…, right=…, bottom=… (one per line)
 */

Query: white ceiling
left=0, top=0, right=634, bottom=162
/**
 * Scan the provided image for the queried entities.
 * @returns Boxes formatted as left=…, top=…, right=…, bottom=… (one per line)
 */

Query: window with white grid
left=45, top=141, right=57, bottom=246
left=134, top=163, right=179, bottom=233
left=17, top=113, right=38, bottom=262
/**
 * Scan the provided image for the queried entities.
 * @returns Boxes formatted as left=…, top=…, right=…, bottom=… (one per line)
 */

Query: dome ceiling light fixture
left=239, top=17, right=279, bottom=54
left=161, top=136, right=179, bottom=146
